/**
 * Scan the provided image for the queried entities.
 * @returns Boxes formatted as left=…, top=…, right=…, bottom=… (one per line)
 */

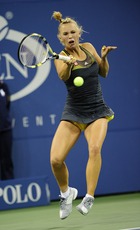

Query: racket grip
left=57, top=54, right=71, bottom=61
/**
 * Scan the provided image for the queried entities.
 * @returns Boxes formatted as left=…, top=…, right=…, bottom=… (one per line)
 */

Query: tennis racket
left=18, top=33, right=70, bottom=68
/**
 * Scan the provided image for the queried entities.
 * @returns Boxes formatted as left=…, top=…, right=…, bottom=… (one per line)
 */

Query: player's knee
left=50, top=156, right=62, bottom=169
left=88, top=144, right=101, bottom=158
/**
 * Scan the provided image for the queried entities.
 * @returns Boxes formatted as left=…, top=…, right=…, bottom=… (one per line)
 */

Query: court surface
left=0, top=193, right=140, bottom=230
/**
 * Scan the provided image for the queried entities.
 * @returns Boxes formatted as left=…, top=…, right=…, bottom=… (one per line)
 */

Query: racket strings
left=19, top=35, right=48, bottom=67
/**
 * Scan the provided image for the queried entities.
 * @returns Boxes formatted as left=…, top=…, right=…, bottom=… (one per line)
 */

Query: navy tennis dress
left=61, top=46, right=114, bottom=124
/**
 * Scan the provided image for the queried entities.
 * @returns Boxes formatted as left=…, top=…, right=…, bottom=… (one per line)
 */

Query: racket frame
left=18, top=33, right=70, bottom=68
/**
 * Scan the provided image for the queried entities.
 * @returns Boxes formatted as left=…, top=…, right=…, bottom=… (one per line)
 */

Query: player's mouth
left=69, top=39, right=74, bottom=45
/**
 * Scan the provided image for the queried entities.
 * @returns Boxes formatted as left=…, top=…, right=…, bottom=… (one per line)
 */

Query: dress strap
left=62, top=49, right=70, bottom=56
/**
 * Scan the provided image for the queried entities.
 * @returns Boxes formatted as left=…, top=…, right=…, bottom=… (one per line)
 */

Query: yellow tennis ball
left=73, top=76, right=84, bottom=87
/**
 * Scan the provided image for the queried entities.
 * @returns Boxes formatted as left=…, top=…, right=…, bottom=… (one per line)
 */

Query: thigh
left=50, top=121, right=81, bottom=161
left=84, top=118, right=108, bottom=149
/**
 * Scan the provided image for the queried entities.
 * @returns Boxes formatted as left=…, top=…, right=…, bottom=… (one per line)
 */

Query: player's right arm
left=54, top=58, right=73, bottom=81
left=54, top=50, right=77, bottom=81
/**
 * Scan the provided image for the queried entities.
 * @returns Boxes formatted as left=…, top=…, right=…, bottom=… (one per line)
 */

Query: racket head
left=18, top=33, right=53, bottom=68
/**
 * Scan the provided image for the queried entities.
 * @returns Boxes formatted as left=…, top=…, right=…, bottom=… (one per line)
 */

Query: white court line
left=120, top=228, right=140, bottom=230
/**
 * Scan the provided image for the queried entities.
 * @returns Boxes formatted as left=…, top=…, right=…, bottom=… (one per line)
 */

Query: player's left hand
left=101, top=45, right=117, bottom=58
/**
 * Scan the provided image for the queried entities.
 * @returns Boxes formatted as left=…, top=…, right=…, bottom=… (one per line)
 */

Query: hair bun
left=52, top=11, right=62, bottom=22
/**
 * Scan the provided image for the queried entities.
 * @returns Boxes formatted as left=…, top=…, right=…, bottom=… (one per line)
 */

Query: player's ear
left=57, top=34, right=62, bottom=41
left=79, top=32, right=81, bottom=39
left=79, top=26, right=83, bottom=39
left=78, top=29, right=82, bottom=37
left=58, top=35, right=64, bottom=45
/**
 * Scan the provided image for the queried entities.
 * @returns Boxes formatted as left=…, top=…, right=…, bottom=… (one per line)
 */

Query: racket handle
left=54, top=54, right=71, bottom=61
left=58, top=54, right=71, bottom=61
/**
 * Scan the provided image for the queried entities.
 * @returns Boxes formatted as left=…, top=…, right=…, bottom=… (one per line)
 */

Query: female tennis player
left=50, top=11, right=117, bottom=219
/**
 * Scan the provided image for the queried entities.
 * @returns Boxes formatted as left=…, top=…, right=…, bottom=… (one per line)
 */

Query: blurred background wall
left=0, top=0, right=140, bottom=200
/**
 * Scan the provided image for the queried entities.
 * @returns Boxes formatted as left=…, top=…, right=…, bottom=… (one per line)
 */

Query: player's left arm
left=82, top=43, right=117, bottom=78
left=99, top=45, right=117, bottom=77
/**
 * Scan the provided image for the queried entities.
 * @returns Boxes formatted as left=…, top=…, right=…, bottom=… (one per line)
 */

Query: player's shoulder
left=80, top=42, right=94, bottom=49
left=80, top=42, right=97, bottom=54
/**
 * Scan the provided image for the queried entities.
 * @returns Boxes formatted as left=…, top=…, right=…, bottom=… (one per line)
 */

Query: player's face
left=59, top=22, right=80, bottom=49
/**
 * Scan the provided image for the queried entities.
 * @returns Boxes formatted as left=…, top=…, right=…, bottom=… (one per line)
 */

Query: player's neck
left=65, top=46, right=86, bottom=60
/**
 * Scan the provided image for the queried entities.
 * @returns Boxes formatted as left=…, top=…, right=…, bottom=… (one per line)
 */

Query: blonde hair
left=52, top=11, right=83, bottom=36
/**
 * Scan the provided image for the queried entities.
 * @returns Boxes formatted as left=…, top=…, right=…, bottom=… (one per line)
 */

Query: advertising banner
left=0, top=176, right=50, bottom=210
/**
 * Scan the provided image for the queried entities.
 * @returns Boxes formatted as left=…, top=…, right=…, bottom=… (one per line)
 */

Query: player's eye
left=63, top=32, right=68, bottom=36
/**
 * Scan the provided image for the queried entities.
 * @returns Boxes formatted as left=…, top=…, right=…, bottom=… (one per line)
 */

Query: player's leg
left=76, top=118, right=108, bottom=215
left=50, top=120, right=81, bottom=191
left=50, top=120, right=81, bottom=219
left=85, top=118, right=108, bottom=195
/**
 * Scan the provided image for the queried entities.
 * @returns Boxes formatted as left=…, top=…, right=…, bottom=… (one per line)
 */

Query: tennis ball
left=73, top=76, right=84, bottom=87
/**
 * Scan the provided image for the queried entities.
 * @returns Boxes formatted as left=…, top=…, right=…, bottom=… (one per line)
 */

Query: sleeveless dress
left=61, top=46, right=114, bottom=127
